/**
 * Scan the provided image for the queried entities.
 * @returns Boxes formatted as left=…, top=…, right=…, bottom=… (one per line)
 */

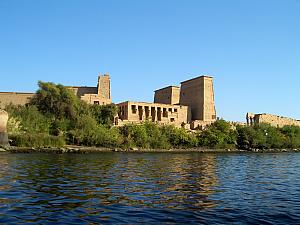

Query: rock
left=130, top=147, right=139, bottom=151
left=0, top=110, right=9, bottom=146
left=0, top=148, right=6, bottom=152
left=0, top=110, right=8, bottom=132
left=60, top=148, right=67, bottom=153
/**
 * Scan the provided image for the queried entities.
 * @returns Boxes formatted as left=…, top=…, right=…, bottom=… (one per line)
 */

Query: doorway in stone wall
left=151, top=107, right=156, bottom=122
left=138, top=106, right=143, bottom=120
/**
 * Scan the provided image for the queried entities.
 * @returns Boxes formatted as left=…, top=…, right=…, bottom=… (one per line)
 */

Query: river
left=0, top=152, right=299, bottom=224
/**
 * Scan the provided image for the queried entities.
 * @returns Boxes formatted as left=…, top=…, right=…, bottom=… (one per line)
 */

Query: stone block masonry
left=116, top=101, right=190, bottom=128
left=246, top=113, right=300, bottom=128
left=154, top=86, right=180, bottom=105
left=67, top=74, right=112, bottom=105
left=0, top=74, right=112, bottom=107
left=116, top=75, right=217, bottom=129
left=0, top=73, right=218, bottom=130
left=0, top=92, right=35, bottom=108
left=180, top=76, right=216, bottom=122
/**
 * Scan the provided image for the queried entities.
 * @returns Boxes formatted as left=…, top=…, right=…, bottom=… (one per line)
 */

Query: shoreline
left=1, top=146, right=300, bottom=154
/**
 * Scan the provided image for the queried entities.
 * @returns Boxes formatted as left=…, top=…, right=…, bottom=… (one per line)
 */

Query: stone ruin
left=246, top=112, right=300, bottom=128
left=0, top=109, right=8, bottom=146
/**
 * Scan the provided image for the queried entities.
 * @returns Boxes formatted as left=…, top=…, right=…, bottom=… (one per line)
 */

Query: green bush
left=198, top=120, right=237, bottom=149
left=119, top=123, right=149, bottom=148
left=67, top=114, right=122, bottom=147
left=143, top=122, right=171, bottom=149
left=10, top=133, right=65, bottom=148
left=92, top=126, right=123, bottom=148
left=119, top=122, right=171, bottom=149
left=280, top=125, right=300, bottom=149
left=6, top=80, right=300, bottom=150
left=162, top=125, right=198, bottom=148
left=91, top=104, right=118, bottom=127
left=30, top=81, right=80, bottom=120
left=5, top=104, right=50, bottom=134
left=237, top=123, right=286, bottom=150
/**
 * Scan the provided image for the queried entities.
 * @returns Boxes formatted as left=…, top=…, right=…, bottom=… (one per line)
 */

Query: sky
left=0, top=0, right=299, bottom=122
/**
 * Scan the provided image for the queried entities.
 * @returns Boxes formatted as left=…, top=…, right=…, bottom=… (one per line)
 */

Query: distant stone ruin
left=246, top=112, right=300, bottom=128
left=0, top=109, right=8, bottom=146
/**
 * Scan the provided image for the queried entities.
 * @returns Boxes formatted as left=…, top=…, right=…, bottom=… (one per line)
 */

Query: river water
left=0, top=152, right=300, bottom=224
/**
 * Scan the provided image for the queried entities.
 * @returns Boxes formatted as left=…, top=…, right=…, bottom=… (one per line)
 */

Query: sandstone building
left=154, top=86, right=180, bottom=105
left=67, top=74, right=111, bottom=105
left=117, top=101, right=190, bottom=128
left=116, top=75, right=217, bottom=129
left=0, top=74, right=111, bottom=108
left=246, top=112, right=300, bottom=128
left=0, top=92, right=34, bottom=108
left=180, top=76, right=217, bottom=129
left=0, top=73, right=217, bottom=130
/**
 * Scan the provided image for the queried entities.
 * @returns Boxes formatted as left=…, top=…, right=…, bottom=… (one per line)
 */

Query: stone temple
left=116, top=75, right=217, bottom=129
left=0, top=74, right=112, bottom=108
left=0, top=73, right=217, bottom=130
left=246, top=112, right=300, bottom=128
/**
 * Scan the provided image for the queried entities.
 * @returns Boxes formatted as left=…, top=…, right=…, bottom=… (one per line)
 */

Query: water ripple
left=0, top=152, right=300, bottom=224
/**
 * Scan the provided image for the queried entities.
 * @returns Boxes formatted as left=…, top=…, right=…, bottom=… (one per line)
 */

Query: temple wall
left=67, top=86, right=98, bottom=98
left=247, top=113, right=300, bottom=128
left=98, top=75, right=111, bottom=100
left=180, top=76, right=216, bottom=122
left=0, top=92, right=34, bottom=108
left=117, top=101, right=189, bottom=128
left=154, top=86, right=180, bottom=105
left=255, top=114, right=300, bottom=127
left=0, top=74, right=112, bottom=107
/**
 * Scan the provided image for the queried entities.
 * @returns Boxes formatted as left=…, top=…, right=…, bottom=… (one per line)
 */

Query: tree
left=5, top=104, right=50, bottom=134
left=198, top=120, right=237, bottom=148
left=280, top=125, right=300, bottom=148
left=90, top=104, right=118, bottom=126
left=30, top=81, right=80, bottom=120
left=162, top=125, right=198, bottom=148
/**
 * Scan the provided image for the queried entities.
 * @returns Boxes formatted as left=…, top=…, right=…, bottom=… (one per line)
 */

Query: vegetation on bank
left=4, top=81, right=300, bottom=150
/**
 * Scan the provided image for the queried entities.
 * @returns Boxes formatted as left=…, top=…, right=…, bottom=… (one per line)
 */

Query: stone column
left=246, top=113, right=255, bottom=126
left=0, top=110, right=8, bottom=146
left=246, top=114, right=250, bottom=126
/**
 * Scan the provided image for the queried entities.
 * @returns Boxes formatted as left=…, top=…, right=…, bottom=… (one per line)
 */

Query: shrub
left=237, top=123, right=286, bottom=150
left=5, top=104, right=50, bottom=134
left=30, top=81, right=80, bottom=120
left=280, top=125, right=300, bottom=149
left=10, top=133, right=65, bottom=148
left=119, top=122, right=171, bottom=149
left=93, top=126, right=123, bottom=148
left=198, top=120, right=237, bottom=149
left=162, top=125, right=198, bottom=148
left=91, top=104, right=118, bottom=127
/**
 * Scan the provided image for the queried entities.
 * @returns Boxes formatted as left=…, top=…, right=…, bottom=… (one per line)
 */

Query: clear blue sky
left=0, top=0, right=299, bottom=122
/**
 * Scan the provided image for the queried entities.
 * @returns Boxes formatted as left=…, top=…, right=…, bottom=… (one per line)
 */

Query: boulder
left=0, top=110, right=9, bottom=146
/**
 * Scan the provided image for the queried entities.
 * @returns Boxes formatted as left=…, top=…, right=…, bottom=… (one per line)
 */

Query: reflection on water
left=0, top=152, right=300, bottom=224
